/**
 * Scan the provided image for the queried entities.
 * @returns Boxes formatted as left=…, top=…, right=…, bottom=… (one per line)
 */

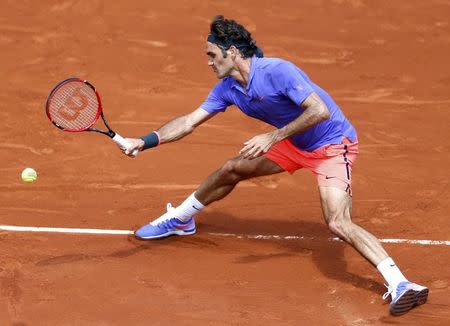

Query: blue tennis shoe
left=383, top=281, right=429, bottom=315
left=135, top=203, right=196, bottom=239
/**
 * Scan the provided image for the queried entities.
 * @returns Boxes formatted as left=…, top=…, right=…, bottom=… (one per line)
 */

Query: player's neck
left=230, top=57, right=252, bottom=88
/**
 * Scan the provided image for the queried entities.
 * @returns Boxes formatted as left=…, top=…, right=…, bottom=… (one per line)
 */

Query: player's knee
left=220, top=159, right=245, bottom=182
left=327, top=217, right=352, bottom=240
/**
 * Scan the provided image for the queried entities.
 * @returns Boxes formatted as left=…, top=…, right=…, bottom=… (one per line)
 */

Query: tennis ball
left=21, top=167, right=37, bottom=183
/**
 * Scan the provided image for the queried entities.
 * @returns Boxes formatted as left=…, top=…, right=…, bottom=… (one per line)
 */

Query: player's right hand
left=120, top=138, right=144, bottom=157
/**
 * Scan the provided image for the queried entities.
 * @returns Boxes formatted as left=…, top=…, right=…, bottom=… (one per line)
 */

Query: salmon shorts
left=264, top=137, right=359, bottom=195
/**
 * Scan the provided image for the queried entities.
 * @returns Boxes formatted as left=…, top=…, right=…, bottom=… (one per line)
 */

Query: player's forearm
left=274, top=104, right=330, bottom=141
left=139, top=114, right=195, bottom=150
left=156, top=114, right=195, bottom=144
left=139, top=108, right=213, bottom=151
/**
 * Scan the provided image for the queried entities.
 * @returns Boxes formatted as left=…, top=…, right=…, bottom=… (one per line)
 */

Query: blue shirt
left=200, top=57, right=357, bottom=151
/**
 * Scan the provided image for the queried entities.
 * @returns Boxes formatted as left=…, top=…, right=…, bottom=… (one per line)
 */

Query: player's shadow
left=36, top=211, right=383, bottom=296
left=199, top=211, right=385, bottom=295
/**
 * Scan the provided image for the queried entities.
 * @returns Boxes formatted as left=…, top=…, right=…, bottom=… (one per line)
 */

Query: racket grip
left=112, top=133, right=139, bottom=157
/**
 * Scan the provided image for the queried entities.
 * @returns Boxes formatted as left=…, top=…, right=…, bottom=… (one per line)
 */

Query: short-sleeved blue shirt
left=200, top=57, right=357, bottom=151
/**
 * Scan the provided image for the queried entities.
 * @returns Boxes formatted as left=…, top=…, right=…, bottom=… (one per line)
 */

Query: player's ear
left=229, top=46, right=238, bottom=61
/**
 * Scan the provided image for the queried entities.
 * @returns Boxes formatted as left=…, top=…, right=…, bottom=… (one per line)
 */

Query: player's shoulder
left=214, top=77, right=234, bottom=90
left=255, top=57, right=296, bottom=69
left=255, top=57, right=300, bottom=76
left=208, top=77, right=235, bottom=98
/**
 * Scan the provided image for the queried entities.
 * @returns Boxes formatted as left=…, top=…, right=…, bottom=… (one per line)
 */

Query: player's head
left=206, top=15, right=263, bottom=79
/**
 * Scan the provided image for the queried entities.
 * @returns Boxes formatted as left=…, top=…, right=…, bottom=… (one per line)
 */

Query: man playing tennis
left=120, top=16, right=428, bottom=315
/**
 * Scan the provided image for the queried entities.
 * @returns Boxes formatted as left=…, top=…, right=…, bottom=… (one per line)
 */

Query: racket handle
left=112, top=133, right=139, bottom=157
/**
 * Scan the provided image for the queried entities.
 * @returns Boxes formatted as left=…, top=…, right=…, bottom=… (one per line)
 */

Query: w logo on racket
left=59, top=87, right=88, bottom=121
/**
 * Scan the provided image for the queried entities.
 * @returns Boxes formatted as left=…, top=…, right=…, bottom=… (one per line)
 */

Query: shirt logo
left=258, top=96, right=264, bottom=102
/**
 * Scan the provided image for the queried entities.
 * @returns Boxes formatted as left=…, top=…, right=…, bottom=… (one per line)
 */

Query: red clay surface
left=1, top=1, right=449, bottom=325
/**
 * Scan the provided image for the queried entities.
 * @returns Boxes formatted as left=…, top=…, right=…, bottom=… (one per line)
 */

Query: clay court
left=1, top=0, right=449, bottom=325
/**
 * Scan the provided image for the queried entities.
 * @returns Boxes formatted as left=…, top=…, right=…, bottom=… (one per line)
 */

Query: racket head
left=46, top=78, right=103, bottom=132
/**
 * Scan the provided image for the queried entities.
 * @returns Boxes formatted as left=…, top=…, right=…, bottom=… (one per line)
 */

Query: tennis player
left=120, top=15, right=428, bottom=315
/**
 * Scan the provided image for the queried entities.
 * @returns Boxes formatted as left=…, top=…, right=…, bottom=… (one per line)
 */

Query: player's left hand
left=239, top=131, right=280, bottom=159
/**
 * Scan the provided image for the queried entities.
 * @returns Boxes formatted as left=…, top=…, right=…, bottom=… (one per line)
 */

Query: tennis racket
left=45, top=77, right=138, bottom=157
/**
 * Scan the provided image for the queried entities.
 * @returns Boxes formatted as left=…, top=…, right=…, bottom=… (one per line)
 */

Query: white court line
left=0, top=225, right=133, bottom=235
left=0, top=225, right=449, bottom=246
left=208, top=232, right=450, bottom=246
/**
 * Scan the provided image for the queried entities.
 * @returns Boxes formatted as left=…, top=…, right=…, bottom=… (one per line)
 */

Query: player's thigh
left=318, top=186, right=353, bottom=224
left=226, top=155, right=285, bottom=179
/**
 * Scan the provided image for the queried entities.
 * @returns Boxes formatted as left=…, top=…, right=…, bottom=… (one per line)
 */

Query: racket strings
left=48, top=82, right=100, bottom=131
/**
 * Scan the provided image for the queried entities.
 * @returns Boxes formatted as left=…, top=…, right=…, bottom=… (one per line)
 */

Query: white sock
left=174, top=192, right=205, bottom=221
left=377, top=257, right=408, bottom=289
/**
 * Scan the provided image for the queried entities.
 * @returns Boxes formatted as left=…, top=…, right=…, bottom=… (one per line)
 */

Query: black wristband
left=139, top=131, right=160, bottom=150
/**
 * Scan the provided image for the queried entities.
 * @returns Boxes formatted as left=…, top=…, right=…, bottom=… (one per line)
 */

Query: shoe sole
left=135, top=229, right=196, bottom=240
left=415, top=287, right=429, bottom=306
left=390, top=287, right=429, bottom=316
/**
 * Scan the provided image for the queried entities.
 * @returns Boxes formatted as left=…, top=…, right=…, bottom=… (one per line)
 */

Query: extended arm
left=240, top=92, right=330, bottom=159
left=121, top=108, right=216, bottom=156
left=155, top=107, right=216, bottom=144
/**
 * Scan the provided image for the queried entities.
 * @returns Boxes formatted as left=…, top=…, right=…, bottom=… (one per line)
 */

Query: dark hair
left=210, top=15, right=260, bottom=59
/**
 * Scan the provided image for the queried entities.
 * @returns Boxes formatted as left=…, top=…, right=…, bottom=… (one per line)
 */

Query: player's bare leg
left=319, top=186, right=428, bottom=315
left=318, top=186, right=388, bottom=265
left=195, top=155, right=284, bottom=205
left=134, top=155, right=283, bottom=239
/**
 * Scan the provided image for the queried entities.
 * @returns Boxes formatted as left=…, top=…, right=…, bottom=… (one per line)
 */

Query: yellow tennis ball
left=21, top=167, right=37, bottom=183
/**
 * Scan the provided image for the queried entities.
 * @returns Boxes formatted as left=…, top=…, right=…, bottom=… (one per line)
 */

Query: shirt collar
left=246, top=56, right=258, bottom=91
left=230, top=56, right=259, bottom=93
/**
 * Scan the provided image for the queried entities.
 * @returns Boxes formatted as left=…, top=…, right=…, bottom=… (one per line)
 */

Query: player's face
left=206, top=42, right=234, bottom=79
